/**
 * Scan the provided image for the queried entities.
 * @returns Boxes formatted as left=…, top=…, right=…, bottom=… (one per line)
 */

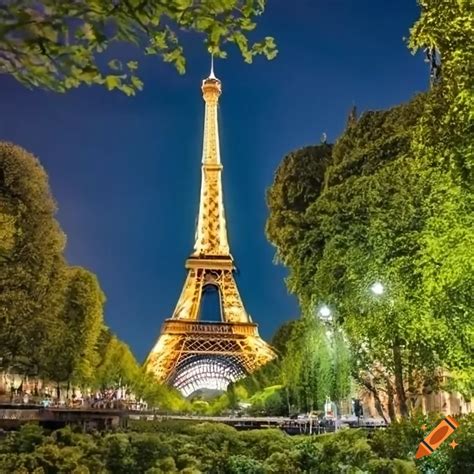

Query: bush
left=370, top=413, right=474, bottom=474
left=369, top=413, right=431, bottom=459
left=0, top=417, right=472, bottom=473
left=367, top=458, right=417, bottom=473
left=226, top=455, right=265, bottom=474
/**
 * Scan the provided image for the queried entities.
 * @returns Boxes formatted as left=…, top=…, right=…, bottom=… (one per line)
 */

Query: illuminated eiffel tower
left=144, top=62, right=276, bottom=396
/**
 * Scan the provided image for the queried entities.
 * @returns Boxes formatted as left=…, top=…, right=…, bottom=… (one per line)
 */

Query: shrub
left=367, top=458, right=417, bottom=473
left=226, top=454, right=265, bottom=474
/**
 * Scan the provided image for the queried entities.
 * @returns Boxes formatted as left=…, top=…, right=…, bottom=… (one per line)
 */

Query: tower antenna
left=209, top=53, right=216, bottom=79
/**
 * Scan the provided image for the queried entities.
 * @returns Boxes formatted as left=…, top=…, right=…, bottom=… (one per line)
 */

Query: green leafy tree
left=0, top=142, right=66, bottom=375
left=329, top=329, right=352, bottom=407
left=226, top=455, right=265, bottom=474
left=283, top=317, right=332, bottom=413
left=268, top=96, right=443, bottom=417
left=408, top=0, right=474, bottom=397
left=268, top=76, right=472, bottom=416
left=270, top=319, right=298, bottom=356
left=94, top=330, right=141, bottom=390
left=0, top=0, right=277, bottom=95
left=43, top=266, right=106, bottom=389
left=133, top=370, right=190, bottom=411
left=266, top=144, right=332, bottom=309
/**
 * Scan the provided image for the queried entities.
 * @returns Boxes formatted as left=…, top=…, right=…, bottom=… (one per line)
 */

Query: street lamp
left=370, top=282, right=385, bottom=296
left=318, top=304, right=332, bottom=321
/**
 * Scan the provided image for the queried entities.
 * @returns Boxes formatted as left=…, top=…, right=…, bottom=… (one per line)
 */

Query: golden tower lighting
left=144, top=63, right=276, bottom=396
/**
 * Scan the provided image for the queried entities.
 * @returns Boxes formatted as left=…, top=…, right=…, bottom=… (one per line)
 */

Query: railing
left=162, top=320, right=257, bottom=336
left=0, top=409, right=39, bottom=420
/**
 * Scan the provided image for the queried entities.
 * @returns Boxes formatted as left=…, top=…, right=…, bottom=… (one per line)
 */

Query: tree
left=93, top=330, right=141, bottom=390
left=266, top=144, right=332, bottom=309
left=0, top=142, right=66, bottom=374
left=268, top=83, right=473, bottom=416
left=282, top=317, right=332, bottom=413
left=42, top=267, right=106, bottom=389
left=269, top=95, right=447, bottom=417
left=132, top=370, right=190, bottom=411
left=329, top=329, right=352, bottom=407
left=0, top=0, right=277, bottom=95
left=270, top=319, right=298, bottom=356
left=408, top=0, right=474, bottom=397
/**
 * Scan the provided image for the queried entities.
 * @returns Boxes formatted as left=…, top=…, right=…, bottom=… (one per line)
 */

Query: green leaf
left=127, top=61, right=138, bottom=71
left=108, top=59, right=122, bottom=71
left=104, top=75, right=122, bottom=90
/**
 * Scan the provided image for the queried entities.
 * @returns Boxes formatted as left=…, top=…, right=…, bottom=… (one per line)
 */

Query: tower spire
left=194, top=62, right=229, bottom=256
left=209, top=53, right=216, bottom=79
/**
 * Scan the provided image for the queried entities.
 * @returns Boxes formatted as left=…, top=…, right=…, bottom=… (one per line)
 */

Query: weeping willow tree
left=282, top=317, right=332, bottom=413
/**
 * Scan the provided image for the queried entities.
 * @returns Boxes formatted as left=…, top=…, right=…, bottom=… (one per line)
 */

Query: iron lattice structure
left=144, top=66, right=276, bottom=396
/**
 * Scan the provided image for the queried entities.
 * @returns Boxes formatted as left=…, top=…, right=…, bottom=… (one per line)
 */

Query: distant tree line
left=230, top=318, right=352, bottom=417
left=0, top=142, right=184, bottom=408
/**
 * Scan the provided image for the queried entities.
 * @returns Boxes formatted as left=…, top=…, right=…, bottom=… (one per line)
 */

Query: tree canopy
left=0, top=142, right=175, bottom=406
left=43, top=267, right=106, bottom=387
left=0, top=142, right=66, bottom=374
left=0, top=0, right=277, bottom=94
left=266, top=1, right=473, bottom=416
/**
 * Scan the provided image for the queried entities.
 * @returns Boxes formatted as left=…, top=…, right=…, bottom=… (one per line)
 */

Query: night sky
left=0, top=1, right=427, bottom=362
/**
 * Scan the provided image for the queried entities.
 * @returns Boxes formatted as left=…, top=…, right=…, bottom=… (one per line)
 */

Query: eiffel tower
left=144, top=63, right=276, bottom=396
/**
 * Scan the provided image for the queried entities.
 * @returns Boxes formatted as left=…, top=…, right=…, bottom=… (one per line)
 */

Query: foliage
left=0, top=142, right=174, bottom=408
left=0, top=0, right=277, bottom=95
left=42, top=266, right=106, bottom=386
left=370, top=413, right=474, bottom=474
left=317, top=96, right=453, bottom=418
left=2, top=417, right=473, bottom=472
left=283, top=317, right=333, bottom=413
left=235, top=359, right=282, bottom=398
left=408, top=0, right=474, bottom=397
left=233, top=321, right=299, bottom=402
left=226, top=455, right=265, bottom=474
left=0, top=142, right=66, bottom=374
left=329, top=329, right=352, bottom=406
left=266, top=144, right=332, bottom=302
left=247, top=385, right=286, bottom=416
left=93, top=330, right=141, bottom=390
left=262, top=2, right=474, bottom=418
left=235, top=316, right=350, bottom=416
left=14, top=418, right=474, bottom=473
left=270, top=319, right=298, bottom=356
left=266, top=3, right=474, bottom=411
left=134, top=371, right=190, bottom=412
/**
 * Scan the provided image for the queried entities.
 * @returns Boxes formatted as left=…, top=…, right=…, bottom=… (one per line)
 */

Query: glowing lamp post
left=318, top=304, right=332, bottom=322
left=370, top=282, right=385, bottom=296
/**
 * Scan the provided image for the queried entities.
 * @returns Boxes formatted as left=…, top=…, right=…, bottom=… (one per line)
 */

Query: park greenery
left=0, top=414, right=473, bottom=473
left=0, top=0, right=277, bottom=94
left=1, top=0, right=472, bottom=420
left=266, top=0, right=473, bottom=419
left=0, top=141, right=184, bottom=408
left=0, top=1, right=473, bottom=471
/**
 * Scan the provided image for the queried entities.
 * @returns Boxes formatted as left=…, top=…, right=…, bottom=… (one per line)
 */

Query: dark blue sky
left=0, top=1, right=427, bottom=362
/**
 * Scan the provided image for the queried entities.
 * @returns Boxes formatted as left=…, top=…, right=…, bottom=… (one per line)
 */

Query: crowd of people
left=0, top=376, right=148, bottom=411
